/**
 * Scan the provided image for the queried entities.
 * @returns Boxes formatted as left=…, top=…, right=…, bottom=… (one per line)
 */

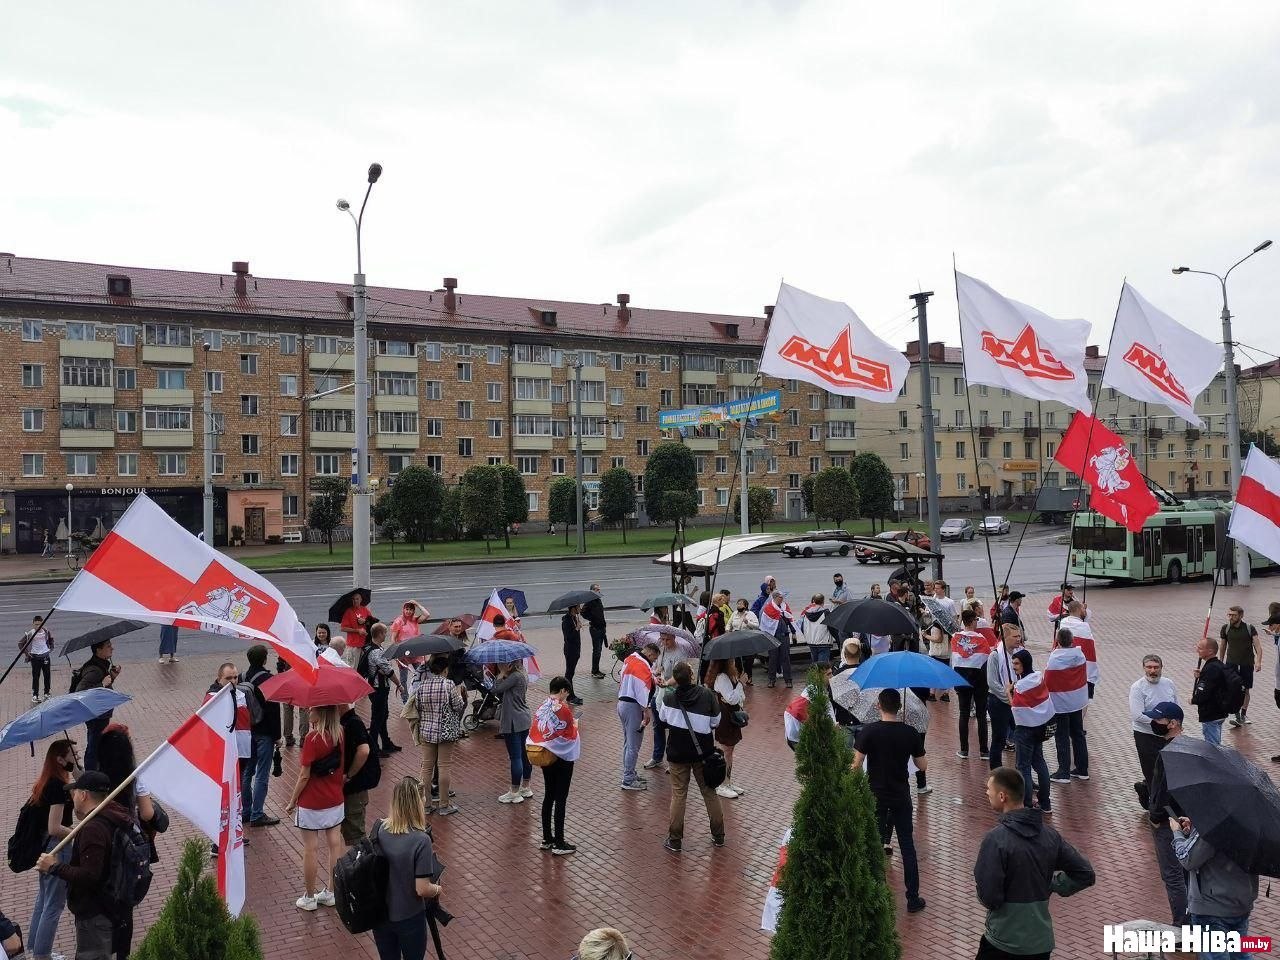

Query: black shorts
left=1225, top=661, right=1255, bottom=690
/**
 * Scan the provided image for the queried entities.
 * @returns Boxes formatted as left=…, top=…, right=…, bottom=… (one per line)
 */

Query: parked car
left=980, top=516, right=1012, bottom=535
left=940, top=518, right=975, bottom=542
left=781, top=530, right=852, bottom=558
left=854, top=529, right=932, bottom=563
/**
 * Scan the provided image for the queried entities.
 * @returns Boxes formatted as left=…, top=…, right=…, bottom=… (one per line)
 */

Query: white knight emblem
left=1089, top=444, right=1131, bottom=496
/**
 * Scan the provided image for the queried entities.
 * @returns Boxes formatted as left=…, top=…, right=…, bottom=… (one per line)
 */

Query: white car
left=980, top=516, right=1012, bottom=535
left=781, top=530, right=852, bottom=558
left=940, top=518, right=975, bottom=542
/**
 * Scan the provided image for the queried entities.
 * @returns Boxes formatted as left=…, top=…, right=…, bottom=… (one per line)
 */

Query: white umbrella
left=830, top=672, right=928, bottom=734
left=638, top=625, right=700, bottom=658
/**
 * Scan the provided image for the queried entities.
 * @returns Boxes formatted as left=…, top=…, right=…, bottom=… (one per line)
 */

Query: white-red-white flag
left=137, top=684, right=246, bottom=916
left=759, top=283, right=910, bottom=402
left=1103, top=283, right=1220, bottom=427
left=1010, top=671, right=1056, bottom=728
left=759, top=597, right=792, bottom=639
left=1043, top=646, right=1089, bottom=713
left=54, top=494, right=317, bottom=679
left=1229, top=445, right=1280, bottom=565
left=474, top=589, right=506, bottom=643
left=957, top=272, right=1092, bottom=413
left=760, top=829, right=792, bottom=933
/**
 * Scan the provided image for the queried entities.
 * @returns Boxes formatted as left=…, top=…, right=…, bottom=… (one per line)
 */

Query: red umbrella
left=258, top=662, right=373, bottom=707
left=432, top=614, right=477, bottom=635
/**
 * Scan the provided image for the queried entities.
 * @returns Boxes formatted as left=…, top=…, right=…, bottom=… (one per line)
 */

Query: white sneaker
left=31, top=695, right=39, bottom=703
left=518, top=786, right=533, bottom=799
left=315, top=888, right=336, bottom=907
left=295, top=893, right=318, bottom=911
left=498, top=791, right=523, bottom=804
left=731, top=783, right=746, bottom=796
left=916, top=785, right=933, bottom=796
left=715, top=784, right=737, bottom=799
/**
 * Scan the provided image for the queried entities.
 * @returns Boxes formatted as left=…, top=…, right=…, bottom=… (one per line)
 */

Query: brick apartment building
left=0, top=253, right=1233, bottom=552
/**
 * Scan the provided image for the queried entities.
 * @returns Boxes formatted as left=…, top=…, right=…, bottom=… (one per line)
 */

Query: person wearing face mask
left=728, top=598, right=760, bottom=684
left=1143, top=702, right=1189, bottom=925
left=830, top=573, right=850, bottom=605
left=25, top=739, right=78, bottom=960
left=1129, top=654, right=1177, bottom=804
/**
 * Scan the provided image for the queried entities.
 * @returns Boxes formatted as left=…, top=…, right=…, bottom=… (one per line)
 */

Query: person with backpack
left=20, top=739, right=76, bottom=960
left=1219, top=605, right=1262, bottom=728
left=659, top=661, right=725, bottom=855
left=361, top=624, right=403, bottom=757
left=285, top=706, right=347, bottom=911
left=73, top=639, right=121, bottom=772
left=1191, top=635, right=1234, bottom=746
left=21, top=615, right=55, bottom=704
left=527, top=677, right=581, bottom=856
left=36, top=770, right=144, bottom=960
left=366, top=777, right=444, bottom=960
left=243, top=646, right=282, bottom=829
left=338, top=703, right=378, bottom=846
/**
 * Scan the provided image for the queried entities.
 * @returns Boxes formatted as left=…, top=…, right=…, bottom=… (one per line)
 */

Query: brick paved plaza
left=1, top=580, right=1277, bottom=959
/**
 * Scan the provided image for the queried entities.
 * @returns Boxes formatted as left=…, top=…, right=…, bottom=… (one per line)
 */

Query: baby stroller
left=460, top=661, right=499, bottom=732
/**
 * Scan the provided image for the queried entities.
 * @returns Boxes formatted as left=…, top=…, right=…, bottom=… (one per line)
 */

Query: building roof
left=0, top=254, right=770, bottom=347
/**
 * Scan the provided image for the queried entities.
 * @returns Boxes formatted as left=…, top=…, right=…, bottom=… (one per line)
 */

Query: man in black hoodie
left=74, top=639, right=121, bottom=771
left=973, top=767, right=1095, bottom=959
left=584, top=586, right=608, bottom=679
left=1191, top=635, right=1231, bottom=746
left=659, top=661, right=724, bottom=853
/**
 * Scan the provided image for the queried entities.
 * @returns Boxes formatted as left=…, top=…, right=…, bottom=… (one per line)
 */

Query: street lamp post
left=738, top=420, right=750, bottom=536
left=1173, top=239, right=1272, bottom=587
left=336, top=162, right=383, bottom=590
left=573, top=359, right=586, bottom=556
left=64, top=483, right=73, bottom=557
left=915, top=472, right=925, bottom=523
left=201, top=342, right=215, bottom=543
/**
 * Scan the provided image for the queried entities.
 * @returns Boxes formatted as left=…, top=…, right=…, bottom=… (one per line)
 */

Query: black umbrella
left=327, top=587, right=372, bottom=624
left=703, top=630, right=779, bottom=660
left=384, top=634, right=467, bottom=660
left=825, top=598, right=918, bottom=639
left=1160, top=736, right=1280, bottom=877
left=60, top=620, right=149, bottom=658
left=547, top=590, right=601, bottom=614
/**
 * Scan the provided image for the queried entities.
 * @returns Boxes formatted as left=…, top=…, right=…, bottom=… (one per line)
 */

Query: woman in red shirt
left=285, top=706, right=346, bottom=911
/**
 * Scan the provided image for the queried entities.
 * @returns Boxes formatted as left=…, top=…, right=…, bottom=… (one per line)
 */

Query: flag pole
left=46, top=685, right=236, bottom=857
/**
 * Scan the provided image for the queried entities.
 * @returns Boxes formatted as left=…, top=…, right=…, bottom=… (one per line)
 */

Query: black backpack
left=332, top=831, right=389, bottom=934
left=1221, top=665, right=1247, bottom=715
left=356, top=646, right=375, bottom=682
left=7, top=802, right=47, bottom=873
left=104, top=819, right=154, bottom=918
left=347, top=725, right=381, bottom=793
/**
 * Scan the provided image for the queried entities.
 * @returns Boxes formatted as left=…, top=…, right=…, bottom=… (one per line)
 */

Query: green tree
left=549, top=476, right=584, bottom=546
left=771, top=670, right=901, bottom=960
left=813, top=467, right=859, bottom=529
left=733, top=485, right=776, bottom=532
left=1240, top=429, right=1280, bottom=458
left=437, top=485, right=463, bottom=541
left=801, top=474, right=818, bottom=524
left=496, top=464, right=529, bottom=548
left=132, top=838, right=264, bottom=960
left=460, top=465, right=504, bottom=554
left=599, top=467, right=637, bottom=543
left=850, top=453, right=896, bottom=533
left=388, top=466, right=445, bottom=551
left=372, top=491, right=401, bottom=558
left=305, top=477, right=349, bottom=554
left=644, top=441, right=698, bottom=525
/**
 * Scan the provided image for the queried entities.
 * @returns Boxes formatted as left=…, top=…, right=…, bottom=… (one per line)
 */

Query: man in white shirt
left=930, top=581, right=958, bottom=621
left=23, top=614, right=55, bottom=703
left=1129, top=654, right=1178, bottom=802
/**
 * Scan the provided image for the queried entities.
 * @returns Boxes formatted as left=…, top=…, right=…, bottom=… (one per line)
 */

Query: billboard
left=657, top=390, right=782, bottom=430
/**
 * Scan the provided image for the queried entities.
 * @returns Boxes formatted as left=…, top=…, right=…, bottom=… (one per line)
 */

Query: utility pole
left=739, top=420, right=750, bottom=535
left=201, top=343, right=215, bottom=543
left=911, top=291, right=942, bottom=579
left=574, top=359, right=586, bottom=555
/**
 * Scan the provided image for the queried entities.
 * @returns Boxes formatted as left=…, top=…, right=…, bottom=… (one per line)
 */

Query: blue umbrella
left=0, top=689, right=132, bottom=752
left=465, top=639, right=537, bottom=664
left=849, top=651, right=969, bottom=690
left=480, top=588, right=528, bottom=617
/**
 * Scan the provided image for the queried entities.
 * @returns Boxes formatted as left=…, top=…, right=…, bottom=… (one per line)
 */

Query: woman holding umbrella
left=286, top=706, right=346, bottom=911
left=414, top=656, right=465, bottom=817
left=25, top=738, right=76, bottom=960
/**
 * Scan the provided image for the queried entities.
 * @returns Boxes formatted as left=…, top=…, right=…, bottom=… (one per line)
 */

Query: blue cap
left=1143, top=701, right=1183, bottom=723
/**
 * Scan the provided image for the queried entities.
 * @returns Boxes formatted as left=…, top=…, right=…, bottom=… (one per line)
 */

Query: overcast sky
left=2, top=1, right=1277, bottom=363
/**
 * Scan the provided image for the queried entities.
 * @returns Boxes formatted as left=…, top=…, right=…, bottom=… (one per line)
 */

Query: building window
left=660, top=389, right=674, bottom=407
left=611, top=421, right=625, bottom=440
left=65, top=454, right=99, bottom=476
left=157, top=454, right=187, bottom=476
left=809, top=426, right=821, bottom=441
left=241, top=395, right=259, bottom=416
left=956, top=441, right=966, bottom=459
left=424, top=418, right=443, bottom=437
left=203, top=371, right=221, bottom=392
left=551, top=384, right=566, bottom=404
left=457, top=401, right=473, bottom=421
left=515, top=377, right=551, bottom=400
left=204, top=330, right=223, bottom=350
left=314, top=454, right=339, bottom=475
left=547, top=457, right=564, bottom=475
left=979, top=409, right=989, bottom=427
left=21, top=453, right=43, bottom=477
left=609, top=457, right=624, bottom=470
left=570, top=380, right=606, bottom=403
left=379, top=412, right=418, bottom=434
left=21, top=319, right=42, bottom=341
left=635, top=439, right=650, bottom=457
left=808, top=456, right=820, bottom=473
left=283, top=495, right=299, bottom=518
left=635, top=370, right=648, bottom=389
left=660, top=356, right=674, bottom=373
left=112, top=367, right=135, bottom=391
left=312, top=409, right=354, bottom=432
left=60, top=358, right=112, bottom=387
left=515, top=415, right=552, bottom=436
left=280, top=454, right=299, bottom=475
left=279, top=414, right=299, bottom=437
left=457, top=362, right=472, bottom=382
left=1002, top=441, right=1013, bottom=458
left=423, top=381, right=442, bottom=401
left=957, top=473, right=967, bottom=491
left=65, top=321, right=95, bottom=341
left=241, top=434, right=260, bottom=455
left=458, top=437, right=473, bottom=457
left=608, top=387, right=624, bottom=406
left=386, top=455, right=412, bottom=478
left=486, top=382, right=502, bottom=402
left=955, top=410, right=966, bottom=427
left=144, top=406, right=192, bottom=431
left=582, top=456, right=600, bottom=475
left=21, top=408, right=43, bottom=432
left=279, top=375, right=299, bottom=397
left=456, top=344, right=472, bottom=358
left=634, top=405, right=650, bottom=423
left=712, top=456, right=726, bottom=473
left=767, top=457, right=779, bottom=473
left=115, top=410, right=137, bottom=432
left=422, top=342, right=441, bottom=361
left=61, top=406, right=109, bottom=430
left=310, top=335, right=337, bottom=355
left=715, top=488, right=729, bottom=507
left=376, top=340, right=415, bottom=357
left=980, top=440, right=990, bottom=458
left=1002, top=411, right=1012, bottom=427
left=486, top=344, right=502, bottom=364
left=241, top=332, right=258, bottom=347
left=899, top=443, right=910, bottom=460
left=145, top=324, right=192, bottom=347
left=242, top=471, right=261, bottom=485
left=514, top=344, right=550, bottom=364
left=211, top=453, right=224, bottom=476
left=240, top=354, right=258, bottom=375
left=117, top=453, right=138, bottom=476
left=516, top=456, right=539, bottom=475
left=376, top=371, right=416, bottom=396
left=116, top=324, right=136, bottom=346
left=487, top=418, right=503, bottom=438
left=155, top=368, right=186, bottom=390
left=526, top=491, right=540, bottom=514
left=425, top=455, right=443, bottom=473
left=809, top=393, right=821, bottom=410
left=279, top=333, right=298, bottom=355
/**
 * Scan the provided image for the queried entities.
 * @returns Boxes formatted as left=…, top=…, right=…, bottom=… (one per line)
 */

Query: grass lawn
left=241, top=517, right=887, bottom=571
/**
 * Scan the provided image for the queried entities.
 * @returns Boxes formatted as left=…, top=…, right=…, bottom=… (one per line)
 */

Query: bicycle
left=64, top=547, right=85, bottom=571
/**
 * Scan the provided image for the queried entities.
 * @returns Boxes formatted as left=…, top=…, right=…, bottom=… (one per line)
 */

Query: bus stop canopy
left=653, top=532, right=939, bottom=577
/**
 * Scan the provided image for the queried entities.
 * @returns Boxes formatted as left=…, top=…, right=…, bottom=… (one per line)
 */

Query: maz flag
left=1044, top=646, right=1089, bottom=713
left=54, top=494, right=318, bottom=679
left=1104, top=283, right=1220, bottom=427
left=137, top=685, right=246, bottom=915
left=1229, top=445, right=1280, bottom=565
left=759, top=283, right=909, bottom=402
left=957, top=272, right=1092, bottom=413
left=474, top=589, right=506, bottom=643
left=1055, top=412, right=1159, bottom=533
left=1011, top=671, right=1055, bottom=728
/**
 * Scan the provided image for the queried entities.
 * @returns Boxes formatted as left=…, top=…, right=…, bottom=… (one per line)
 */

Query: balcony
left=511, top=361, right=552, bottom=379
left=309, top=431, right=354, bottom=449
left=60, top=384, right=114, bottom=405
left=729, top=435, right=765, bottom=453
left=59, top=339, right=114, bottom=360
left=513, top=434, right=554, bottom=451
left=310, top=392, right=354, bottom=410
left=373, top=394, right=418, bottom=413
left=680, top=369, right=718, bottom=386
left=1022, top=426, right=1041, bottom=438
left=1185, top=428, right=1201, bottom=441
left=373, top=355, right=417, bottom=373
left=59, top=429, right=114, bottom=449
left=375, top=433, right=418, bottom=451
left=1147, top=427, right=1164, bottom=440
left=577, top=401, right=606, bottom=418
left=824, top=407, right=857, bottom=423
left=141, top=344, right=194, bottom=365
left=309, top=351, right=355, bottom=372
left=576, top=436, right=606, bottom=453
left=512, top=398, right=552, bottom=416
left=978, top=426, right=996, bottom=438
left=728, top=372, right=758, bottom=388
left=579, top=365, right=606, bottom=382
left=142, top=388, right=194, bottom=406
left=685, top=436, right=720, bottom=451
left=142, top=429, right=193, bottom=448
left=825, top=437, right=859, bottom=452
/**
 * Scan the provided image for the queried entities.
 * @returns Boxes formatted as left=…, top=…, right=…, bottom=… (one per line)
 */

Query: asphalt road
left=0, top=525, right=1078, bottom=668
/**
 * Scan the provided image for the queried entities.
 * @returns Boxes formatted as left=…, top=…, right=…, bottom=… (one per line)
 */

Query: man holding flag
left=760, top=590, right=795, bottom=689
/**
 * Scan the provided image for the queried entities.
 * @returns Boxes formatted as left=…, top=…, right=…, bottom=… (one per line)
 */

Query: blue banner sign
left=658, top=390, right=782, bottom=430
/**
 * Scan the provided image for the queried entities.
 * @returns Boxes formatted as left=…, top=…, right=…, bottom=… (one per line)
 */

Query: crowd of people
left=6, top=574, right=1276, bottom=960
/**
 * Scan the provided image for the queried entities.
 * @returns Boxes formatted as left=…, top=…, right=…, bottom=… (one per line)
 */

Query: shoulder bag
left=675, top=700, right=727, bottom=789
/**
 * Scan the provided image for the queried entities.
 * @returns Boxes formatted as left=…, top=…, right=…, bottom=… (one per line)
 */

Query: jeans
left=502, top=729, right=533, bottom=786
left=29, top=838, right=70, bottom=956
left=29, top=653, right=51, bottom=698
left=563, top=640, right=580, bottom=697
left=1152, top=822, right=1188, bottom=923
left=158, top=625, right=178, bottom=658
left=84, top=716, right=109, bottom=772
left=986, top=696, right=1013, bottom=770
left=767, top=640, right=792, bottom=683
left=667, top=761, right=724, bottom=846
left=616, top=700, right=646, bottom=785
left=1052, top=709, right=1088, bottom=777
left=242, top=734, right=274, bottom=822
left=874, top=793, right=919, bottom=899
left=1202, top=719, right=1224, bottom=745
left=975, top=935, right=1049, bottom=960
left=372, top=910, right=427, bottom=960
left=74, top=912, right=114, bottom=960
left=541, top=757, right=574, bottom=843
left=1014, top=726, right=1051, bottom=811
left=370, top=687, right=394, bottom=751
left=956, top=669, right=989, bottom=755
left=397, top=664, right=410, bottom=705
left=589, top=626, right=607, bottom=675
left=1185, top=913, right=1250, bottom=960
left=650, top=716, right=668, bottom=764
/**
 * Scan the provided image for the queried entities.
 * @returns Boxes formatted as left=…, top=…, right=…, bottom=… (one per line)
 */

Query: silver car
left=781, top=530, right=852, bottom=558
left=980, top=516, right=1012, bottom=535
left=940, top=518, right=975, bottom=542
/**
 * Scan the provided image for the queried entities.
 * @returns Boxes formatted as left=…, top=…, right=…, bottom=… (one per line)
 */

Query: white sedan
left=980, top=516, right=1012, bottom=535
left=781, top=530, right=853, bottom=558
